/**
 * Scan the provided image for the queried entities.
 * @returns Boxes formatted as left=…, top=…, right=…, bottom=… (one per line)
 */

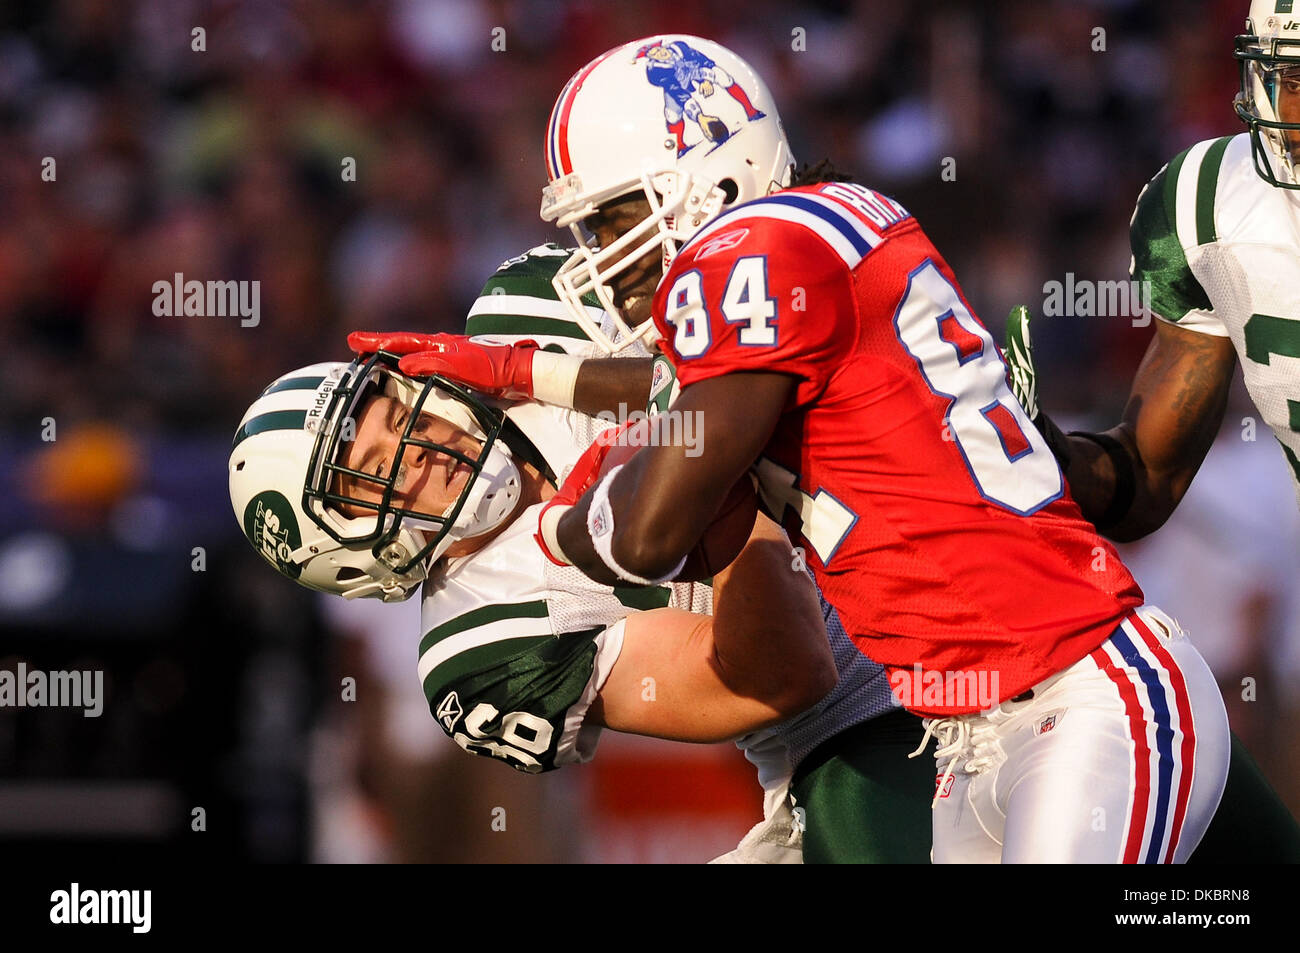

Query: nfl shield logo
left=1038, top=714, right=1057, bottom=735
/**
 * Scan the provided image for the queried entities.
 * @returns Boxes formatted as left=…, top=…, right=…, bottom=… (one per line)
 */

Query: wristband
left=587, top=466, right=686, bottom=585
left=529, top=350, right=583, bottom=408
left=537, top=503, right=573, bottom=566
left=1034, top=410, right=1074, bottom=470
left=1068, top=431, right=1136, bottom=531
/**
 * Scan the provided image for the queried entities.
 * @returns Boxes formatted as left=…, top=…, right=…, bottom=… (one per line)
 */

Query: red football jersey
left=651, top=183, right=1143, bottom=716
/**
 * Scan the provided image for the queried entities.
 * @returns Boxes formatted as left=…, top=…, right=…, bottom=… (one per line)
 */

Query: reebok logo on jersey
left=436, top=691, right=463, bottom=732
left=934, top=774, right=955, bottom=799
left=694, top=228, right=750, bottom=260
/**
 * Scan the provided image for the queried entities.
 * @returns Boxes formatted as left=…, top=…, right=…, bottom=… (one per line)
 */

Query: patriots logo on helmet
left=635, top=39, right=767, bottom=157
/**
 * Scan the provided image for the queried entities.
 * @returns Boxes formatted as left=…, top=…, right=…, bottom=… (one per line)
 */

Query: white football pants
left=928, top=605, right=1229, bottom=863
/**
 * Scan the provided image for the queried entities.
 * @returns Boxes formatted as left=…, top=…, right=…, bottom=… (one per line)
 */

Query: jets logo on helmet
left=229, top=355, right=522, bottom=602
left=244, top=490, right=302, bottom=579
left=1235, top=0, right=1300, bottom=188
left=541, top=35, right=795, bottom=353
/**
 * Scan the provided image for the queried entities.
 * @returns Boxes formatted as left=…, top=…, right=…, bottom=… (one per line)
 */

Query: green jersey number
left=1243, top=313, right=1300, bottom=480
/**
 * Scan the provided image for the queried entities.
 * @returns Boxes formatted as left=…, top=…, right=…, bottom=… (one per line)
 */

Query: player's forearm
left=589, top=520, right=834, bottom=744
left=708, top=514, right=834, bottom=715
left=553, top=447, right=712, bottom=584
left=570, top=357, right=654, bottom=417
left=590, top=607, right=805, bottom=743
left=552, top=372, right=791, bottom=585
left=1061, top=322, right=1233, bottom=541
left=1059, top=426, right=1175, bottom=542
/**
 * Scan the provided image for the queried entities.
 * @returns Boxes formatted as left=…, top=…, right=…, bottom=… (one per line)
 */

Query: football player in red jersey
left=522, top=35, right=1229, bottom=863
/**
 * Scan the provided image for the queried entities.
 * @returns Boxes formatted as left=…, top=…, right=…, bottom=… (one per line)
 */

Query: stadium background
left=0, top=0, right=1295, bottom=862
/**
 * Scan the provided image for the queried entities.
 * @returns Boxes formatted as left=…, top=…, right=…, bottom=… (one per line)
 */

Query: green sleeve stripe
left=612, top=586, right=673, bottom=611
left=421, top=624, right=607, bottom=703
left=1195, top=137, right=1233, bottom=246
left=231, top=410, right=306, bottom=449
left=465, top=313, right=595, bottom=340
left=419, top=599, right=549, bottom=656
left=1130, top=151, right=1213, bottom=322
left=422, top=635, right=551, bottom=702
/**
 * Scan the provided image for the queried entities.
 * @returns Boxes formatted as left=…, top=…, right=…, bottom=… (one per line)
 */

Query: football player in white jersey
left=1009, top=1, right=1300, bottom=537
left=1002, top=0, right=1300, bottom=861
left=232, top=245, right=928, bottom=863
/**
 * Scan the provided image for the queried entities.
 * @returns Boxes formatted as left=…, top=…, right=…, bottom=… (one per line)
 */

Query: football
left=596, top=418, right=758, bottom=581
left=674, top=474, right=758, bottom=581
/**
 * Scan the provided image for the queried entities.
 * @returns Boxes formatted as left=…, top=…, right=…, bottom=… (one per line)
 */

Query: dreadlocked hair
left=788, top=158, right=855, bottom=186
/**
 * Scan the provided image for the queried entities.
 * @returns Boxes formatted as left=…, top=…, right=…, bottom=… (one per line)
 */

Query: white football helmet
left=541, top=35, right=795, bottom=351
left=1235, top=0, right=1300, bottom=188
left=229, top=354, right=522, bottom=602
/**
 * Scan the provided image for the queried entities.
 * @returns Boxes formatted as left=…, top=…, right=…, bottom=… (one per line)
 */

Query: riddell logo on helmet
left=243, top=491, right=302, bottom=579
left=305, top=376, right=340, bottom=431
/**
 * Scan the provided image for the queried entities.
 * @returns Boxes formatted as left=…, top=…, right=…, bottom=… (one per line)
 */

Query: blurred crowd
left=1, top=0, right=1294, bottom=862
left=0, top=0, right=1250, bottom=436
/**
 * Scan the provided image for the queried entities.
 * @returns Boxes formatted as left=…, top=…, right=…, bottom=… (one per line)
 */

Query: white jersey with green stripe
left=1131, top=133, right=1300, bottom=500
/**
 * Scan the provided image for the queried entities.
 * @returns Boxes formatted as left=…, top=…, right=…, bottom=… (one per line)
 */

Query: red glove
left=347, top=331, right=538, bottom=399
left=535, top=419, right=644, bottom=565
